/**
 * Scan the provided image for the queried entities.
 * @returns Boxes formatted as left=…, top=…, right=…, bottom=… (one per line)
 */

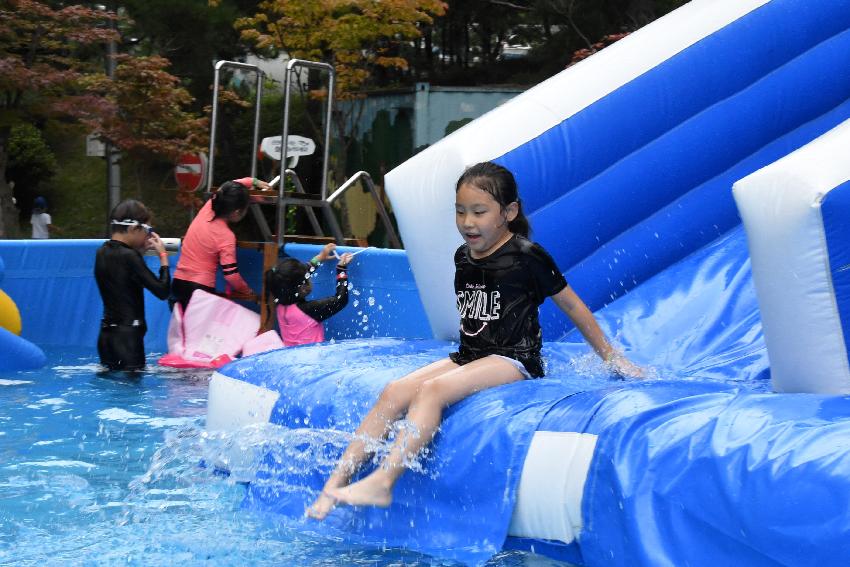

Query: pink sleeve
left=224, top=272, right=251, bottom=294
left=217, top=227, right=251, bottom=294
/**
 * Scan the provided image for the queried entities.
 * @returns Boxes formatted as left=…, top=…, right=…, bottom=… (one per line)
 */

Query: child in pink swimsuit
left=264, top=243, right=353, bottom=346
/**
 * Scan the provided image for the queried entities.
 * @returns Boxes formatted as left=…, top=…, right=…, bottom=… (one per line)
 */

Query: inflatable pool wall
left=735, top=118, right=850, bottom=394
left=0, top=240, right=172, bottom=350
left=0, top=241, right=430, bottom=351
left=386, top=0, right=850, bottom=342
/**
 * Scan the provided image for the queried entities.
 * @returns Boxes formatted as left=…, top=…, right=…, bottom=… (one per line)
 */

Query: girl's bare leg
left=306, top=358, right=459, bottom=519
left=328, top=356, right=523, bottom=509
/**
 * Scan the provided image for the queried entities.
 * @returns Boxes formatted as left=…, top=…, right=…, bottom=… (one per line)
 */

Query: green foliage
left=405, top=0, right=690, bottom=87
left=237, top=1, right=446, bottom=95
left=119, top=0, right=256, bottom=108
left=0, top=0, right=212, bottom=227
left=7, top=123, right=57, bottom=190
left=39, top=121, right=193, bottom=238
left=444, top=117, right=472, bottom=137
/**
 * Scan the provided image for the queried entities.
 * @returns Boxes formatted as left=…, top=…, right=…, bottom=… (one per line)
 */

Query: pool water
left=0, top=348, right=573, bottom=567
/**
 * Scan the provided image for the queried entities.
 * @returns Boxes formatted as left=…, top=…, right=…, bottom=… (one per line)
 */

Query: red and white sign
left=175, top=152, right=208, bottom=191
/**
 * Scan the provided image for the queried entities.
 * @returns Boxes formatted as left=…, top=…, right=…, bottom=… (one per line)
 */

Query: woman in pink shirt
left=172, top=178, right=265, bottom=310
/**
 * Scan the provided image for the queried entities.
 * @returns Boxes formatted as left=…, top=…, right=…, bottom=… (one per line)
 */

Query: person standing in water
left=95, top=199, right=170, bottom=371
left=307, top=161, right=642, bottom=519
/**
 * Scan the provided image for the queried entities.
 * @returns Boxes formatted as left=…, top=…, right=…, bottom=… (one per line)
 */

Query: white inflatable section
left=733, top=119, right=850, bottom=394
left=507, top=431, right=597, bottom=544
left=206, top=372, right=280, bottom=430
left=385, top=0, right=771, bottom=340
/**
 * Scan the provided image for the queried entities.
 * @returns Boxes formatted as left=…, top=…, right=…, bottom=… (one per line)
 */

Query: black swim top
left=296, top=266, right=350, bottom=322
left=95, top=240, right=171, bottom=327
left=452, top=234, right=568, bottom=377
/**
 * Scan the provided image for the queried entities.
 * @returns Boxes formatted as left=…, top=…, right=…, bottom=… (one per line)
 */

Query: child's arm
left=47, top=220, right=62, bottom=236
left=313, top=242, right=337, bottom=264
left=131, top=235, right=171, bottom=300
left=551, top=285, right=643, bottom=378
left=217, top=228, right=254, bottom=297
left=299, top=265, right=350, bottom=322
left=234, top=177, right=272, bottom=199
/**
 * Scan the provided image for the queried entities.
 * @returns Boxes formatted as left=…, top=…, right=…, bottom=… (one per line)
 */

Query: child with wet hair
left=95, top=199, right=170, bottom=371
left=307, top=161, right=642, bottom=519
left=265, top=243, right=354, bottom=346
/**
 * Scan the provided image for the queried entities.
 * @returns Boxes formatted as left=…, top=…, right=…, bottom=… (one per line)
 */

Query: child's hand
left=230, top=290, right=258, bottom=302
left=317, top=243, right=336, bottom=262
left=255, top=180, right=271, bottom=191
left=336, top=252, right=354, bottom=267
left=147, top=232, right=167, bottom=255
left=606, top=353, right=644, bottom=379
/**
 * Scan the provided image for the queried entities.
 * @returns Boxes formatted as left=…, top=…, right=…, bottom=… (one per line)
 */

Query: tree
left=117, top=0, right=260, bottom=107
left=6, top=122, right=57, bottom=209
left=404, top=0, right=688, bottom=86
left=0, top=0, right=206, bottom=235
left=235, top=1, right=446, bottom=94
left=232, top=0, right=446, bottom=187
left=52, top=53, right=208, bottom=206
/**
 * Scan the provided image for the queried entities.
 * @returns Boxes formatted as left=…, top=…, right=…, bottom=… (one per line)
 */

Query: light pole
left=98, top=3, right=120, bottom=234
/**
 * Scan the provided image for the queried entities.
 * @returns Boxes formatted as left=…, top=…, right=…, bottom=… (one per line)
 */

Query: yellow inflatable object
left=0, top=289, right=22, bottom=335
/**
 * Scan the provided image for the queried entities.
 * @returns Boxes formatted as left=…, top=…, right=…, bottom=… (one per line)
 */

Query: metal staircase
left=206, top=59, right=401, bottom=327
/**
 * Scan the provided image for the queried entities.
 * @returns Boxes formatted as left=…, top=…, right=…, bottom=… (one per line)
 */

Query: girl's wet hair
left=211, top=180, right=249, bottom=219
left=109, top=199, right=151, bottom=234
left=265, top=258, right=310, bottom=305
left=456, top=161, right=530, bottom=237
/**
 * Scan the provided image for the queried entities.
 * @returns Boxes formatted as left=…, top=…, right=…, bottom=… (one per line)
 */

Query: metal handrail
left=280, top=169, right=331, bottom=243
left=207, top=60, right=264, bottom=193
left=280, top=59, right=335, bottom=200
left=327, top=171, right=402, bottom=249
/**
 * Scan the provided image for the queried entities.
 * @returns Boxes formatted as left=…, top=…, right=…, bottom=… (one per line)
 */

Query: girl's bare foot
left=305, top=490, right=338, bottom=520
left=328, top=474, right=393, bottom=509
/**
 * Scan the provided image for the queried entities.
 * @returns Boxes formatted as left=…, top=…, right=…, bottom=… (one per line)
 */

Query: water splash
left=0, top=347, right=577, bottom=566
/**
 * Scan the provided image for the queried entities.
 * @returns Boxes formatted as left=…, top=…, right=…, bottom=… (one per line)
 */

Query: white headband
left=111, top=219, right=142, bottom=227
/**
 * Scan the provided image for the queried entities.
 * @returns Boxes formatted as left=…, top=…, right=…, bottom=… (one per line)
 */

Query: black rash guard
left=450, top=234, right=568, bottom=378
left=95, top=240, right=171, bottom=326
left=297, top=266, right=350, bottom=322
left=94, top=240, right=170, bottom=370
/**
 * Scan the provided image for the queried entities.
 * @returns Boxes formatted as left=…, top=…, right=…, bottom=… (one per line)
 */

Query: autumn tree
left=232, top=0, right=446, bottom=189
left=0, top=0, right=205, bottom=237
left=117, top=0, right=260, bottom=106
